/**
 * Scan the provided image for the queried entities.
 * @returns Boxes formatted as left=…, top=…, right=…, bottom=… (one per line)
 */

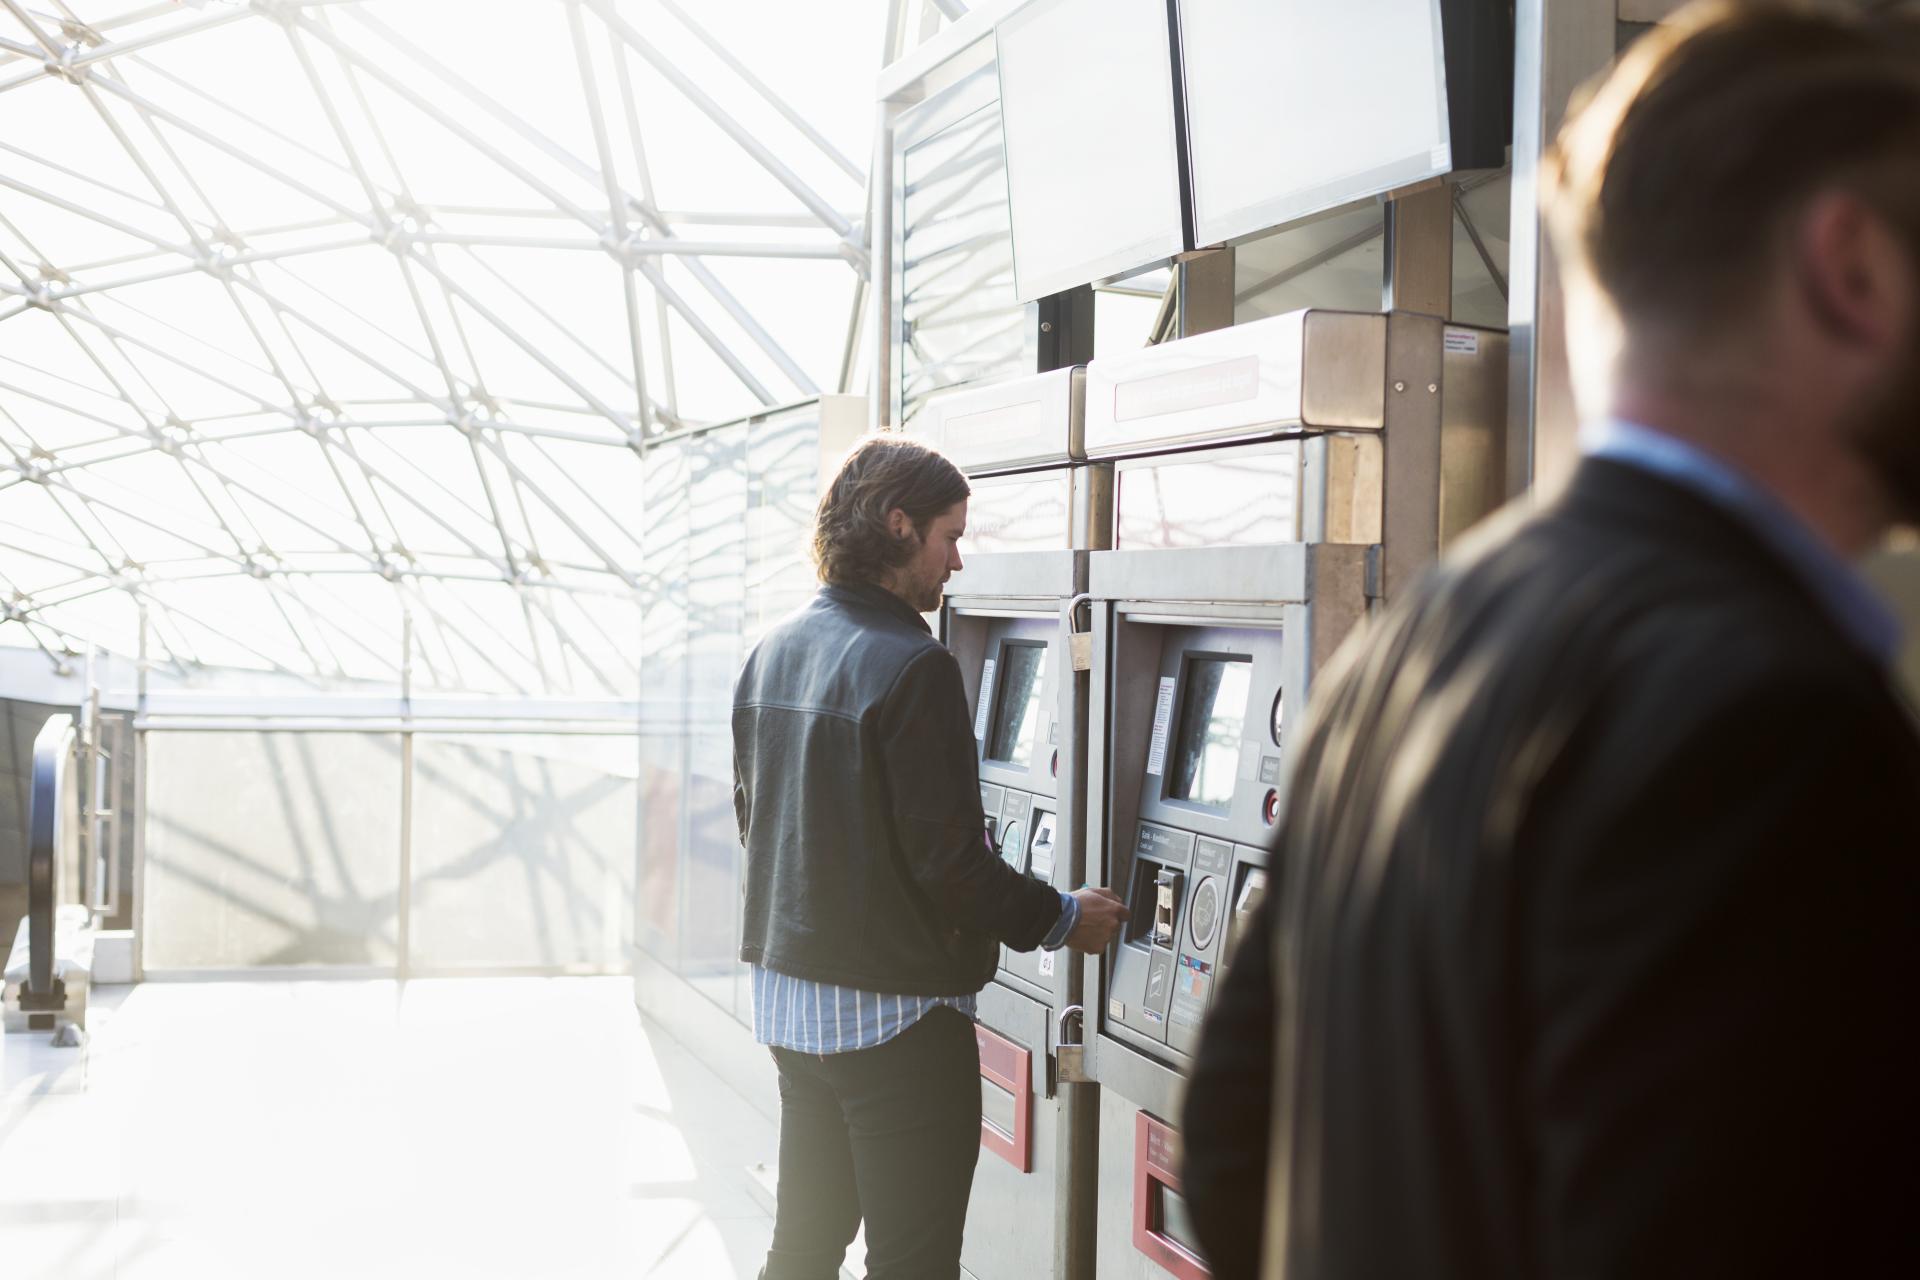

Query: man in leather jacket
left=735, top=433, right=1128, bottom=1280
left=1183, top=4, right=1920, bottom=1277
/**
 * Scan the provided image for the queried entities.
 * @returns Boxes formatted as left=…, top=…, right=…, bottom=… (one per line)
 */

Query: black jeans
left=760, top=1006, right=982, bottom=1280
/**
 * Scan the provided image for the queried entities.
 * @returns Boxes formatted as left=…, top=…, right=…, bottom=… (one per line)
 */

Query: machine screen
left=988, top=641, right=1047, bottom=767
left=1168, top=656, right=1250, bottom=810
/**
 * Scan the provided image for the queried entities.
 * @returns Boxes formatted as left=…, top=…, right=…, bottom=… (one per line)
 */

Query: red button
left=1262, top=789, right=1281, bottom=826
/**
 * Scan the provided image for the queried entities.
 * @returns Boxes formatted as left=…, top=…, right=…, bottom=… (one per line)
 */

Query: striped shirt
left=751, top=890, right=1079, bottom=1054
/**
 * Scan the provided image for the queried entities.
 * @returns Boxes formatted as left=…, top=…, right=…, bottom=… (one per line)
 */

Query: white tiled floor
left=0, top=977, right=784, bottom=1279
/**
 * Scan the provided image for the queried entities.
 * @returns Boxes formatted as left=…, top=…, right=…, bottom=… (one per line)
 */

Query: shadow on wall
left=141, top=731, right=636, bottom=972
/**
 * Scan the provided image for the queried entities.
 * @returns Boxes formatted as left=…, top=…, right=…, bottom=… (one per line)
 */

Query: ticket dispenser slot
left=1152, top=868, right=1183, bottom=948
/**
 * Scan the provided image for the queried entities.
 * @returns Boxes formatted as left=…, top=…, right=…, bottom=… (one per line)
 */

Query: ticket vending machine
left=1080, top=309, right=1508, bottom=1278
left=907, top=367, right=1112, bottom=1280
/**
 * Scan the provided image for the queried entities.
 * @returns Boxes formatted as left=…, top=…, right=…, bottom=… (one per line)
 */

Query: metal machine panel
left=1083, top=309, right=1388, bottom=458
left=910, top=365, right=1086, bottom=473
left=948, top=549, right=1082, bottom=603
left=1440, top=325, right=1512, bottom=547
left=949, top=560, right=1099, bottom=1280
left=1099, top=619, right=1286, bottom=1059
left=953, top=607, right=1071, bottom=1003
left=1090, top=543, right=1313, bottom=607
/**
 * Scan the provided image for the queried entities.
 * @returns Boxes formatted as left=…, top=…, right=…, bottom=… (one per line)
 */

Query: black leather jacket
left=733, top=581, right=1065, bottom=994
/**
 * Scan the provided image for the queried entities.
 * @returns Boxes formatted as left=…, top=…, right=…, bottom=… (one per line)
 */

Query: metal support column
left=1508, top=0, right=1617, bottom=497
left=1037, top=285, right=1096, bottom=373
left=1175, top=247, right=1236, bottom=338
left=1384, top=183, right=1456, bottom=318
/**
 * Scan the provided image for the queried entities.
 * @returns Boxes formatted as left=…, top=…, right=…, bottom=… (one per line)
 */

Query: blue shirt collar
left=1582, top=419, right=1902, bottom=666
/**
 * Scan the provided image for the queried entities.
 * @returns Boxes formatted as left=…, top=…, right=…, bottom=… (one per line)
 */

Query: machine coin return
left=976, top=1024, right=1033, bottom=1173
left=1134, top=1111, right=1209, bottom=1279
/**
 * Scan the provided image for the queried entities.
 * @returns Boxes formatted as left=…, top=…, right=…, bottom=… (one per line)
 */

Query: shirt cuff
left=1040, top=889, right=1079, bottom=951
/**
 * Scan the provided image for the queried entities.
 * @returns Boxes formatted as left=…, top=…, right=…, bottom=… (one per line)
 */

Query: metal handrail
left=23, top=713, right=76, bottom=1012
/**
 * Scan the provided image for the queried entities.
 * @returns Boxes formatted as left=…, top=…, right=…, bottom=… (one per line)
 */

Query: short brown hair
left=1544, top=1, right=1920, bottom=336
left=812, top=433, right=970, bottom=587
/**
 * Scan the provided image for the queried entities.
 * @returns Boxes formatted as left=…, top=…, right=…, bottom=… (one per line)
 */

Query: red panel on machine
left=975, top=1023, right=1032, bottom=1173
left=1133, top=1110, right=1210, bottom=1278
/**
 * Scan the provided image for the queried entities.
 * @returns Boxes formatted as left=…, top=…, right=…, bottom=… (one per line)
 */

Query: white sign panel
left=1145, top=676, right=1177, bottom=777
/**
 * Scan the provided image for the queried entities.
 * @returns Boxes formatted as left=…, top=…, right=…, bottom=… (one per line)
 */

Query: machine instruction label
left=1444, top=329, right=1479, bottom=356
left=974, top=658, right=996, bottom=740
left=1145, top=676, right=1177, bottom=776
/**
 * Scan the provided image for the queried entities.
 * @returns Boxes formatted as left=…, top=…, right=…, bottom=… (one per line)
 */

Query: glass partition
left=408, top=733, right=635, bottom=971
left=634, top=403, right=823, bottom=1030
left=143, top=731, right=403, bottom=970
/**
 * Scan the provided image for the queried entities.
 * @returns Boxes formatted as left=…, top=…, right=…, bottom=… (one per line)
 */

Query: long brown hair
left=812, top=433, right=970, bottom=587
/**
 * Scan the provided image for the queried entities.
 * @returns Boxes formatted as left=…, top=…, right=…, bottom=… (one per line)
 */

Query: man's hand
left=1065, top=887, right=1129, bottom=954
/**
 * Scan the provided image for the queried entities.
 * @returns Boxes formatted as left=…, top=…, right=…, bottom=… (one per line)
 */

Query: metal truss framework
left=0, top=0, right=958, bottom=696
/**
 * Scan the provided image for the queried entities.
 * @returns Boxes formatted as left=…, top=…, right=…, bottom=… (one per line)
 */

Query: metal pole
left=398, top=610, right=413, bottom=978
left=1508, top=0, right=1615, bottom=498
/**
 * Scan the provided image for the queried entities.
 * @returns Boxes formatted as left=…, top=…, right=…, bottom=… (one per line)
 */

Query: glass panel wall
left=143, top=731, right=403, bottom=970
left=409, top=733, right=635, bottom=971
left=635, top=402, right=823, bottom=1030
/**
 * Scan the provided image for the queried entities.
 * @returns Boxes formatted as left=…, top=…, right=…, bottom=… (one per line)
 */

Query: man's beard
left=1850, top=334, right=1920, bottom=525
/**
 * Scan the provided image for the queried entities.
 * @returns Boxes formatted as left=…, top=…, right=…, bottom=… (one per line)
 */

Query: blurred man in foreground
left=1183, top=3, right=1920, bottom=1276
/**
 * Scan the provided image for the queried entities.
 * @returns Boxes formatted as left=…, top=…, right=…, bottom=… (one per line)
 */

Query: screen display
left=997, top=0, right=1188, bottom=301
left=1169, top=656, right=1251, bottom=809
left=987, top=641, right=1047, bottom=768
left=1178, top=0, right=1452, bottom=247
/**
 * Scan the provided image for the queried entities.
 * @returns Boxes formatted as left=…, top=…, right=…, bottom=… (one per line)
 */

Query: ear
left=885, top=507, right=914, bottom=542
left=1796, top=192, right=1909, bottom=352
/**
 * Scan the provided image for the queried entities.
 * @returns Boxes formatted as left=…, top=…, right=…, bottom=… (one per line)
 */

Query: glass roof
left=0, top=0, right=881, bottom=697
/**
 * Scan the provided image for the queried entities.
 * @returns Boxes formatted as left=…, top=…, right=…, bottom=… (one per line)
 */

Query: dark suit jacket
left=1183, top=459, right=1919, bottom=1279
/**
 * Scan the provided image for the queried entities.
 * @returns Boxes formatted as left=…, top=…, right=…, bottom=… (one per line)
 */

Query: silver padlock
left=1054, top=1004, right=1094, bottom=1084
left=1063, top=594, right=1093, bottom=672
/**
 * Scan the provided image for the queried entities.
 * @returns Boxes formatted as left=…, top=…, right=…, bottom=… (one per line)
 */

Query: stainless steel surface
left=947, top=550, right=1083, bottom=602
left=1301, top=432, right=1386, bottom=545
left=1084, top=541, right=1370, bottom=1093
left=1072, top=463, right=1116, bottom=553
left=1441, top=326, right=1513, bottom=545
left=1083, top=308, right=1389, bottom=458
left=1094, top=1086, right=1186, bottom=1280
left=909, top=366, right=1086, bottom=472
left=1176, top=248, right=1236, bottom=338
left=966, top=982, right=1083, bottom=1280
left=1508, top=0, right=1616, bottom=497
left=1384, top=182, right=1456, bottom=317
left=1380, top=311, right=1446, bottom=602
left=1300, top=309, right=1391, bottom=428
left=946, top=541, right=1096, bottom=1280
left=1090, top=543, right=1317, bottom=606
